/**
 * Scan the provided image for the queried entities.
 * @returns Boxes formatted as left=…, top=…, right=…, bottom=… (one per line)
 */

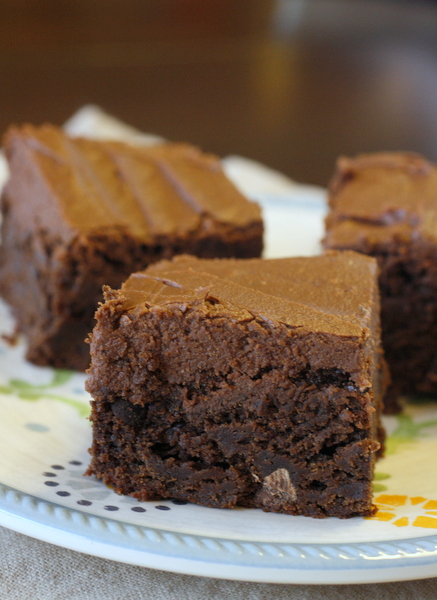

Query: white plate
left=0, top=109, right=436, bottom=585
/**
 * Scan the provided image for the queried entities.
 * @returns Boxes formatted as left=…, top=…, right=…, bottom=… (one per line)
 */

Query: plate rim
left=1, top=481, right=436, bottom=585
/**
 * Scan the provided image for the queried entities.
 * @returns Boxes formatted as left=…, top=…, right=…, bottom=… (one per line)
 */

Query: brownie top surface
left=119, top=252, right=378, bottom=337
left=325, top=152, right=437, bottom=246
left=3, top=124, right=261, bottom=240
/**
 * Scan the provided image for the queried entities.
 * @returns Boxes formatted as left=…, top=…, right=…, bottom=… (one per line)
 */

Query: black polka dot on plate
left=77, top=500, right=92, bottom=506
left=44, top=481, right=59, bottom=487
left=56, top=491, right=71, bottom=497
left=43, top=472, right=56, bottom=477
left=171, top=499, right=188, bottom=505
left=69, top=460, right=82, bottom=466
left=131, top=506, right=146, bottom=513
left=51, top=465, right=65, bottom=470
left=155, top=505, right=171, bottom=511
left=104, top=505, right=119, bottom=511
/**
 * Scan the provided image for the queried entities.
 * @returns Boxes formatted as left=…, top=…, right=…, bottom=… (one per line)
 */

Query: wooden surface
left=0, top=0, right=437, bottom=186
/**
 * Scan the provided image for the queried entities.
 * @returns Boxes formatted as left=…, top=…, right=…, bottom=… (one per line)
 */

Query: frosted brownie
left=0, top=124, right=263, bottom=370
left=324, top=152, right=437, bottom=409
left=86, top=252, right=386, bottom=518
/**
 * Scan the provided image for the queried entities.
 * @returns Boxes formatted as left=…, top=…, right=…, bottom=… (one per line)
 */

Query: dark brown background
left=1, top=0, right=437, bottom=186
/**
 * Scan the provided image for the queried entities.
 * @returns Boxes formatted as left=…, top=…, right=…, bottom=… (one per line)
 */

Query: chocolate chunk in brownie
left=0, top=124, right=263, bottom=370
left=324, top=152, right=437, bottom=410
left=86, top=252, right=386, bottom=518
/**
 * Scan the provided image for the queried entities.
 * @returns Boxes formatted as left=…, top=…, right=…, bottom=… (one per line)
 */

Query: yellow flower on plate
left=366, top=495, right=437, bottom=528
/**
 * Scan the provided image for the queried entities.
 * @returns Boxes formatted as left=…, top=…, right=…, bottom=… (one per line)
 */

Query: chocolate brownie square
left=86, top=252, right=386, bottom=518
left=324, top=152, right=437, bottom=409
left=0, top=124, right=263, bottom=370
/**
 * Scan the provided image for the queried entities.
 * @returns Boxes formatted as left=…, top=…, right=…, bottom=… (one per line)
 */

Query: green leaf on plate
left=374, top=472, right=391, bottom=481
left=386, top=414, right=437, bottom=455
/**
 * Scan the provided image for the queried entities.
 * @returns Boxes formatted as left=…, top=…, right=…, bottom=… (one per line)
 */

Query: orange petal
left=375, top=494, right=407, bottom=507
left=413, top=516, right=437, bottom=529
left=410, top=496, right=427, bottom=506
left=368, top=511, right=396, bottom=522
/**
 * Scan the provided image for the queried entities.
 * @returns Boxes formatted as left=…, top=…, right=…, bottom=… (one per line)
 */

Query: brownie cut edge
left=86, top=252, right=386, bottom=518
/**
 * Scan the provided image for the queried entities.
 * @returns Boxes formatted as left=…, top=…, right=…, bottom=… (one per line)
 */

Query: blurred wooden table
left=0, top=0, right=437, bottom=186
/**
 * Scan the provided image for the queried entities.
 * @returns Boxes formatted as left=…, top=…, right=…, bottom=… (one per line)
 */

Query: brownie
left=86, top=252, right=386, bottom=518
left=0, top=124, right=263, bottom=371
left=324, top=152, right=437, bottom=410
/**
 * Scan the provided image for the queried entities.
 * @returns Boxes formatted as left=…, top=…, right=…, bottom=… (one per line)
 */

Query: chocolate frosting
left=120, top=252, right=378, bottom=338
left=325, top=152, right=437, bottom=246
left=3, top=124, right=261, bottom=242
